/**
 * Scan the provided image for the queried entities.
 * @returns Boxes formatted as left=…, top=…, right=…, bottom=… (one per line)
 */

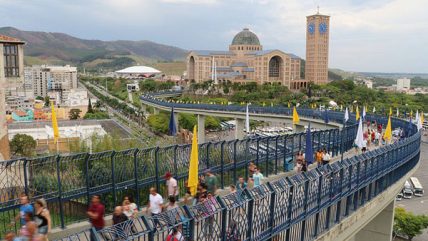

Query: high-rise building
left=27, top=65, right=78, bottom=99
left=396, top=78, right=411, bottom=91
left=305, top=10, right=330, bottom=84
left=0, top=35, right=25, bottom=160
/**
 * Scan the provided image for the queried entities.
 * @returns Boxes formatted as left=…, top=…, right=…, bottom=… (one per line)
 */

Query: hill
left=0, top=27, right=188, bottom=72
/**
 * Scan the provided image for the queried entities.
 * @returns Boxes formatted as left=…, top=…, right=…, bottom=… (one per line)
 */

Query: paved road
left=395, top=132, right=428, bottom=241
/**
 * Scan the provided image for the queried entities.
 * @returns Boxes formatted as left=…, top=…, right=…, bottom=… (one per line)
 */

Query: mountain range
left=0, top=27, right=188, bottom=72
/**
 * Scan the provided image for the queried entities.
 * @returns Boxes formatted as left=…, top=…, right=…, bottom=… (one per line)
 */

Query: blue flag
left=168, top=107, right=177, bottom=136
left=324, top=109, right=329, bottom=124
left=305, top=124, right=314, bottom=164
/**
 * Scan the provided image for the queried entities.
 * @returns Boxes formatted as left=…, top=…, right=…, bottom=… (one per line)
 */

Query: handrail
left=0, top=92, right=419, bottom=240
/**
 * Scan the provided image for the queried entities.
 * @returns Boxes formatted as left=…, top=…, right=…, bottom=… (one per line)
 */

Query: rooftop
left=116, top=66, right=161, bottom=74
left=0, top=34, right=25, bottom=44
left=231, top=28, right=261, bottom=46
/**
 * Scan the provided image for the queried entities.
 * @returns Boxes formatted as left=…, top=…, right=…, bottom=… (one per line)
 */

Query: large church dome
left=231, top=28, right=260, bottom=45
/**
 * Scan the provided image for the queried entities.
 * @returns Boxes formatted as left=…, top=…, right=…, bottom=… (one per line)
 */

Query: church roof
left=231, top=28, right=260, bottom=46
left=191, top=50, right=233, bottom=56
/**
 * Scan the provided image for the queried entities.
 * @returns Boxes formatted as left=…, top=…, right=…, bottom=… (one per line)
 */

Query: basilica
left=186, top=28, right=304, bottom=89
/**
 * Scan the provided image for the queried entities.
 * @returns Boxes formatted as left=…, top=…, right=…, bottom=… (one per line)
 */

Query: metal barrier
left=0, top=98, right=419, bottom=238
left=56, top=128, right=420, bottom=241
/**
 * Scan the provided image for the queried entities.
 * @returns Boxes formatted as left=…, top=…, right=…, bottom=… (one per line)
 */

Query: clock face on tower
left=308, top=23, right=315, bottom=34
left=319, top=22, right=328, bottom=34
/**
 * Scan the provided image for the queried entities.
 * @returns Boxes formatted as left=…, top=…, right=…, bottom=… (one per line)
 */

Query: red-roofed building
left=1, top=34, right=25, bottom=160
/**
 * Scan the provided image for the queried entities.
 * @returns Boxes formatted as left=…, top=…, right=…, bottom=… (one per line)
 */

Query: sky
left=1, top=0, right=427, bottom=73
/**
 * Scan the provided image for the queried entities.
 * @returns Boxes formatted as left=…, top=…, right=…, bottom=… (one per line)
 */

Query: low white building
left=62, top=89, right=90, bottom=107
left=115, top=66, right=161, bottom=79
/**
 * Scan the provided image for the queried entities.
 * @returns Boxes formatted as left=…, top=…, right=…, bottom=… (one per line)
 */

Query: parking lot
left=395, top=133, right=428, bottom=240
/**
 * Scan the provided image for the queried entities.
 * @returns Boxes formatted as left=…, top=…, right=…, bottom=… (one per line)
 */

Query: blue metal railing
left=0, top=96, right=419, bottom=239
left=57, top=126, right=420, bottom=241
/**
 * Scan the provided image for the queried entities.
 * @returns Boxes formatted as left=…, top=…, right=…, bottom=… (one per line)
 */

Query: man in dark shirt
left=87, top=195, right=105, bottom=241
left=112, top=206, right=128, bottom=225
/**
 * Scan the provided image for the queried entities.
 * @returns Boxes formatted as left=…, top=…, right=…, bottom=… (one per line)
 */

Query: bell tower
left=305, top=9, right=330, bottom=84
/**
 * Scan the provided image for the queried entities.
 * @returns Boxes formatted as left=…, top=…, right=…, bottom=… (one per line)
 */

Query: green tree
left=140, top=79, right=157, bottom=92
left=69, top=109, right=82, bottom=120
left=10, top=134, right=37, bottom=157
left=147, top=113, right=169, bottom=133
left=87, top=98, right=94, bottom=114
left=205, top=116, right=220, bottom=130
left=394, top=207, right=428, bottom=240
left=44, top=96, right=50, bottom=107
left=83, top=111, right=109, bottom=119
left=178, top=113, right=197, bottom=131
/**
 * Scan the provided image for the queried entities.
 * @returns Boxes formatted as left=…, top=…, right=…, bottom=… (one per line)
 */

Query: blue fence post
left=245, top=139, right=250, bottom=179
left=90, top=227, right=101, bottom=241
left=265, top=137, right=270, bottom=177
left=183, top=205, right=195, bottom=240
left=267, top=182, right=276, bottom=238
left=154, top=147, right=160, bottom=191
left=85, top=153, right=91, bottom=204
left=111, top=151, right=117, bottom=205
left=314, top=172, right=323, bottom=237
left=55, top=155, right=65, bottom=229
left=206, top=142, right=211, bottom=169
left=275, top=136, right=279, bottom=175
left=141, top=216, right=154, bottom=241
left=285, top=178, right=294, bottom=241
left=327, top=130, right=332, bottom=154
left=133, top=149, right=140, bottom=207
left=283, top=135, right=288, bottom=172
left=256, top=137, right=261, bottom=166
left=173, top=145, right=178, bottom=176
left=299, top=133, right=302, bottom=151
left=217, top=196, right=228, bottom=241
left=300, top=174, right=310, bottom=241
left=23, top=159, right=29, bottom=197
left=233, top=140, right=238, bottom=183
left=220, top=141, right=225, bottom=189
left=245, top=189, right=254, bottom=240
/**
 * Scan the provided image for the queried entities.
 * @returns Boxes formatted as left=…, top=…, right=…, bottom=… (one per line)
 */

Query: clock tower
left=305, top=10, right=330, bottom=84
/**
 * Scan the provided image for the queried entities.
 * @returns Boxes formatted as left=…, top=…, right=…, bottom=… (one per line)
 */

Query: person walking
left=165, top=172, right=179, bottom=200
left=164, top=196, right=179, bottom=211
left=34, top=199, right=51, bottom=241
left=122, top=196, right=138, bottom=219
left=322, top=149, right=331, bottom=165
left=147, top=187, right=163, bottom=227
left=112, top=206, right=128, bottom=225
left=10, top=194, right=34, bottom=227
left=205, top=170, right=218, bottom=195
left=252, top=168, right=264, bottom=187
left=315, top=149, right=323, bottom=166
left=87, top=195, right=105, bottom=241
left=236, top=177, right=247, bottom=192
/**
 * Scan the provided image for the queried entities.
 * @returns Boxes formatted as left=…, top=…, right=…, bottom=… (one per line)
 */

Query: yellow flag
left=51, top=101, right=60, bottom=143
left=410, top=110, right=413, bottom=118
left=421, top=112, right=424, bottom=124
left=288, top=102, right=291, bottom=108
left=383, top=116, right=392, bottom=141
left=389, top=107, right=392, bottom=116
left=356, top=106, right=360, bottom=120
left=293, top=107, right=300, bottom=125
left=188, top=126, right=199, bottom=196
left=263, top=102, right=266, bottom=107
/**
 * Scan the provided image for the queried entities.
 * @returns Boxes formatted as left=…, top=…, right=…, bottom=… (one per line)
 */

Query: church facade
left=186, top=28, right=303, bottom=89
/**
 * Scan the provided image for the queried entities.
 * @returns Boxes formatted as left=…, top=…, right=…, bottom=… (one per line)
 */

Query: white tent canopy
left=115, top=66, right=161, bottom=74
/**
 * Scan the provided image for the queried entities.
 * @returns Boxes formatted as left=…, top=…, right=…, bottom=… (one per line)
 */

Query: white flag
left=415, top=110, right=422, bottom=130
left=373, top=106, right=376, bottom=113
left=245, top=104, right=250, bottom=133
left=396, top=108, right=399, bottom=117
left=362, top=106, right=366, bottom=119
left=344, top=107, right=349, bottom=123
left=354, top=119, right=365, bottom=149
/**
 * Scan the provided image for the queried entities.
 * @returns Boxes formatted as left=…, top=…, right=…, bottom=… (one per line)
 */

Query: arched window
left=269, top=56, right=282, bottom=77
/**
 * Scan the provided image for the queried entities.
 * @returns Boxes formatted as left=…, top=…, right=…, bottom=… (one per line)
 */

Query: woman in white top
left=122, top=196, right=138, bottom=219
